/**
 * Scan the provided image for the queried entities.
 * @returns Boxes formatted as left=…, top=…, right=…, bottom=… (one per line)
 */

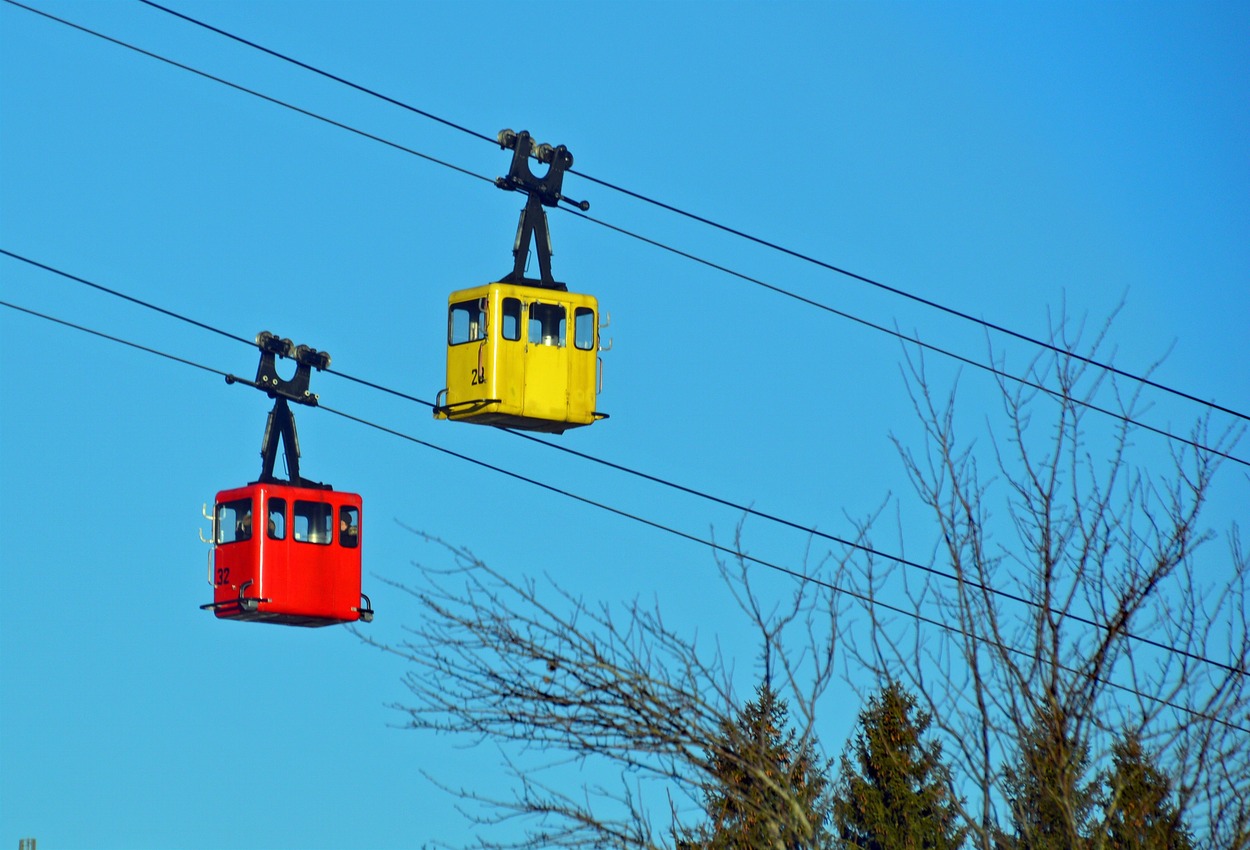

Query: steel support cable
left=133, top=0, right=497, bottom=146
left=4, top=1, right=1243, bottom=468
left=0, top=249, right=254, bottom=348
left=2, top=296, right=1243, bottom=735
left=1, top=248, right=436, bottom=406
left=571, top=169, right=1250, bottom=425
left=560, top=210, right=1249, bottom=470
left=317, top=402, right=1244, bottom=734
left=118, top=0, right=1250, bottom=426
left=0, top=299, right=231, bottom=377
left=1, top=0, right=495, bottom=187
left=4, top=248, right=1247, bottom=679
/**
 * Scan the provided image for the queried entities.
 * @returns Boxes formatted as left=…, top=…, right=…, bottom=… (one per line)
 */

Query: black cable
left=0, top=299, right=231, bottom=377
left=4, top=1, right=1242, bottom=467
left=319, top=403, right=1244, bottom=735
left=135, top=0, right=497, bottom=146
left=563, top=210, right=1249, bottom=470
left=4, top=250, right=1244, bottom=680
left=3, top=296, right=1242, bottom=734
left=124, top=0, right=1250, bottom=426
left=573, top=169, right=1250, bottom=425
left=0, top=249, right=253, bottom=347
left=0, top=0, right=495, bottom=187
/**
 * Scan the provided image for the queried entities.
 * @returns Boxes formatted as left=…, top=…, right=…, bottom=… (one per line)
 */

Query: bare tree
left=360, top=526, right=857, bottom=850
left=842, top=314, right=1249, bottom=850
left=364, top=311, right=1245, bottom=849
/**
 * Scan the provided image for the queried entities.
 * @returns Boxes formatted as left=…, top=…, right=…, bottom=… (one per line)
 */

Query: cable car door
left=523, top=300, right=569, bottom=422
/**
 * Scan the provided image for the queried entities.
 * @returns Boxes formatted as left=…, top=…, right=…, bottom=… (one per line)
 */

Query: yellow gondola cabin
left=434, top=282, right=606, bottom=433
left=434, top=130, right=608, bottom=434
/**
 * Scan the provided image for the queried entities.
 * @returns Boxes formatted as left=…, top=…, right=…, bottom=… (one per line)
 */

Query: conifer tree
left=831, top=680, right=968, bottom=850
left=1099, top=732, right=1194, bottom=850
left=686, top=681, right=836, bottom=850
left=998, top=703, right=1097, bottom=850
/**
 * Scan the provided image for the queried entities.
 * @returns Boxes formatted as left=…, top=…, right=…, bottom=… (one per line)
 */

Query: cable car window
left=449, top=298, right=487, bottom=345
left=216, top=499, right=253, bottom=544
left=501, top=298, right=522, bottom=341
left=293, top=500, right=333, bottom=545
left=268, top=498, right=286, bottom=540
left=339, top=506, right=360, bottom=549
left=529, top=302, right=566, bottom=347
left=574, top=307, right=595, bottom=351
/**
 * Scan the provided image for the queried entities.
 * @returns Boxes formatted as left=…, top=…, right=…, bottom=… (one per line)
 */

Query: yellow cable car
left=434, top=130, right=608, bottom=434
left=435, top=282, right=604, bottom=433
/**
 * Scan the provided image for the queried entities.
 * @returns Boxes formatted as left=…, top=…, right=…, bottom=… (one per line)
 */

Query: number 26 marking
left=470, top=366, right=486, bottom=385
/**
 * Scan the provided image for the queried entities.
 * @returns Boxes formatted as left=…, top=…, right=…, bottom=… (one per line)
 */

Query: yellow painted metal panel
left=436, top=282, right=603, bottom=433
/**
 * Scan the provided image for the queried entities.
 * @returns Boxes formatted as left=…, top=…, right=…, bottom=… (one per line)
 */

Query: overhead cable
left=1, top=0, right=494, bottom=187
left=121, top=0, right=1250, bottom=426
left=6, top=0, right=1244, bottom=459
left=4, top=249, right=1244, bottom=679
left=2, top=296, right=1243, bottom=735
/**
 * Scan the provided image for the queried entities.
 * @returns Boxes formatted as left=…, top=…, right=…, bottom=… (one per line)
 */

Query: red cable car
left=203, top=333, right=373, bottom=627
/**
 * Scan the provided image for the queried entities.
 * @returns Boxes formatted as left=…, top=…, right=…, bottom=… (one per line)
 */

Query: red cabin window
left=340, top=505, right=360, bottom=549
left=294, top=499, right=333, bottom=545
left=267, top=497, right=286, bottom=540
left=216, top=498, right=253, bottom=544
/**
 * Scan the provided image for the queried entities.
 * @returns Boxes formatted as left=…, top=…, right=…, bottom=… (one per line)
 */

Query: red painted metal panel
left=210, top=482, right=364, bottom=627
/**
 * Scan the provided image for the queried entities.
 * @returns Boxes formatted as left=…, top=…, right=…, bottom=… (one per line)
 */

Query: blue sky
left=2, top=1, right=1247, bottom=848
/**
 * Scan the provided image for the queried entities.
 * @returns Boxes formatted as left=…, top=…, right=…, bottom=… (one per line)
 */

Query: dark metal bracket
left=354, top=593, right=375, bottom=623
left=432, top=388, right=503, bottom=417
left=225, top=331, right=332, bottom=489
left=495, top=129, right=589, bottom=291
left=200, top=580, right=270, bottom=614
left=227, top=331, right=330, bottom=404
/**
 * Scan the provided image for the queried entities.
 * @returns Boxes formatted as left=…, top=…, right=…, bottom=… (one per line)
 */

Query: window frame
left=448, top=298, right=488, bottom=346
left=267, top=497, right=287, bottom=540
left=215, top=498, right=254, bottom=545
left=528, top=301, right=567, bottom=348
left=501, top=297, right=522, bottom=342
left=574, top=306, right=596, bottom=351
left=293, top=500, right=334, bottom=546
left=339, top=505, right=360, bottom=549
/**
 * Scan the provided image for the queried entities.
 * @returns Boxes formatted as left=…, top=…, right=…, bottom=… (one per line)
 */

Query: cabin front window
left=574, top=307, right=595, bottom=351
left=216, top=499, right=253, bottom=544
left=501, top=297, right=522, bottom=341
left=529, top=302, right=566, bottom=347
left=294, top=500, right=333, bottom=545
left=449, top=298, right=487, bottom=345
left=268, top=498, right=286, bottom=540
left=339, top=506, right=360, bottom=549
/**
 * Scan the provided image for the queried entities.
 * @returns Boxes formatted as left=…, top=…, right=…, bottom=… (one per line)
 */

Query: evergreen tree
left=685, top=681, right=836, bottom=850
left=998, top=703, right=1097, bottom=850
left=831, top=680, right=968, bottom=850
left=1099, top=732, right=1193, bottom=850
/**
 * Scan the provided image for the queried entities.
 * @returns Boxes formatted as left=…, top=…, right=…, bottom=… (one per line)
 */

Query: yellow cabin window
left=529, top=302, right=566, bottom=347
left=502, top=298, right=522, bottom=341
left=449, top=298, right=487, bottom=344
left=574, top=307, right=595, bottom=350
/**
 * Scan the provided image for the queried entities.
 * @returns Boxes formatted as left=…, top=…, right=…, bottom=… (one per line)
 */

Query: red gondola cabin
left=209, top=482, right=369, bottom=627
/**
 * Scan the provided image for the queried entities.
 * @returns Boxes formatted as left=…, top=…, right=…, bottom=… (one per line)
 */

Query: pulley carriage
left=435, top=130, right=608, bottom=434
left=203, top=332, right=372, bottom=627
